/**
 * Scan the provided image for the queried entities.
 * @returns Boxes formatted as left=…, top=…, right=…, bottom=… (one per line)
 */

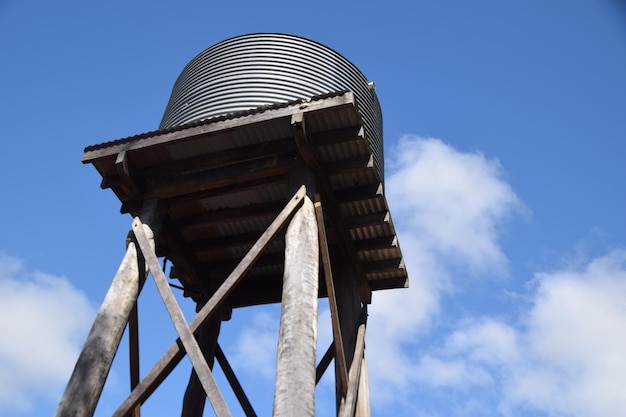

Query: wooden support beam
left=215, top=344, right=258, bottom=417
left=336, top=183, right=383, bottom=204
left=313, top=126, right=364, bottom=146
left=272, top=191, right=319, bottom=417
left=323, top=154, right=373, bottom=174
left=144, top=151, right=297, bottom=199
left=338, top=312, right=367, bottom=417
left=314, top=197, right=349, bottom=396
left=316, top=343, right=335, bottom=385
left=143, top=137, right=297, bottom=181
left=176, top=200, right=286, bottom=232
left=159, top=176, right=287, bottom=208
left=55, top=200, right=163, bottom=417
left=181, top=311, right=222, bottom=417
left=333, top=264, right=365, bottom=414
left=112, top=186, right=306, bottom=417
left=128, top=302, right=141, bottom=417
left=355, top=349, right=371, bottom=417
left=115, top=150, right=145, bottom=196
left=132, top=217, right=232, bottom=417
left=353, top=236, right=397, bottom=251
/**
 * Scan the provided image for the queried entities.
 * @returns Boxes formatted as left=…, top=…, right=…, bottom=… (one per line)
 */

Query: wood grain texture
left=272, top=195, right=319, bottom=417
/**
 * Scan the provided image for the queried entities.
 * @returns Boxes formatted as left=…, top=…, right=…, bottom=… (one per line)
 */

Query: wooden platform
left=83, top=91, right=408, bottom=308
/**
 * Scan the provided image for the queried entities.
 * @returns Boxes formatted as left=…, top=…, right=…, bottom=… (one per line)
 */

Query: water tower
left=56, top=33, right=408, bottom=417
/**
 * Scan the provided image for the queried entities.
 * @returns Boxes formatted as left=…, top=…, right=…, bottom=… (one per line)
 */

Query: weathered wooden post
left=55, top=200, right=163, bottom=417
left=62, top=33, right=407, bottom=417
left=273, top=167, right=319, bottom=417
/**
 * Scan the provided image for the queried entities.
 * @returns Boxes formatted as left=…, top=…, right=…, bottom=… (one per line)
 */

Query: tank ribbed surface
left=159, top=33, right=384, bottom=181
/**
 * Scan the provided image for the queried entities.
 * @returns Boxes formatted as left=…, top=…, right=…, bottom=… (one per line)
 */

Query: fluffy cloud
left=412, top=249, right=626, bottom=417
left=367, top=136, right=524, bottom=403
left=504, top=249, right=626, bottom=416
left=385, top=135, right=524, bottom=275
left=230, top=310, right=279, bottom=380
left=0, top=253, right=94, bottom=412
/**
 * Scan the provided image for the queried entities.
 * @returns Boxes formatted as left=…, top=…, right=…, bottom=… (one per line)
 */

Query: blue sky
left=1, top=1, right=625, bottom=416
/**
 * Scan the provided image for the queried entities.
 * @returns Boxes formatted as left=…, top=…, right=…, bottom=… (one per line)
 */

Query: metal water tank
left=160, top=33, right=384, bottom=180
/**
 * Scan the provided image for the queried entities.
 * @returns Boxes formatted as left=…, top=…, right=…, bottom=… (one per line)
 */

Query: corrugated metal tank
left=159, top=33, right=384, bottom=181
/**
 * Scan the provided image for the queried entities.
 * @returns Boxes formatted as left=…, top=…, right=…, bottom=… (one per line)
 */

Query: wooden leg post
left=272, top=185, right=319, bottom=417
left=55, top=200, right=163, bottom=417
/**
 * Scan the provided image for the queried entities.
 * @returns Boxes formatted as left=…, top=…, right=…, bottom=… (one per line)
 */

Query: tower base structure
left=56, top=91, right=407, bottom=417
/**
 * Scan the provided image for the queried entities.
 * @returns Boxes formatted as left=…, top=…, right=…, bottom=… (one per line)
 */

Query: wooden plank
left=192, top=250, right=285, bottom=274
left=315, top=343, right=335, bottom=385
left=314, top=197, right=349, bottom=396
left=363, top=258, right=404, bottom=272
left=162, top=176, right=286, bottom=207
left=55, top=200, right=162, bottom=417
left=82, top=92, right=358, bottom=163
left=336, top=183, right=383, bottom=204
left=144, top=151, right=297, bottom=199
left=355, top=349, right=371, bottom=417
left=176, top=200, right=285, bottom=231
left=112, top=186, right=306, bottom=417
left=338, top=316, right=366, bottom=417
left=273, top=193, right=319, bottom=417
left=215, top=344, right=258, bottom=417
left=367, top=276, right=409, bottom=292
left=323, top=154, right=373, bottom=174
left=188, top=232, right=262, bottom=253
left=132, top=217, right=232, bottom=417
left=326, top=156, right=376, bottom=178
left=144, top=137, right=297, bottom=180
left=353, top=236, right=397, bottom=251
left=313, top=126, right=364, bottom=146
left=181, top=313, right=222, bottom=417
left=128, top=302, right=141, bottom=417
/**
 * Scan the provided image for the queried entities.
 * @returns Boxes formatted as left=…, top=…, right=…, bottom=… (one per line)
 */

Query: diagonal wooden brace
left=132, top=217, right=232, bottom=417
left=112, top=185, right=307, bottom=417
left=215, top=344, right=258, bottom=417
left=314, top=196, right=349, bottom=396
left=338, top=308, right=367, bottom=417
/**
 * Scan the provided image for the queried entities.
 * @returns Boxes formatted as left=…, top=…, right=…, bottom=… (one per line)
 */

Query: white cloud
left=412, top=249, right=626, bottom=417
left=0, top=253, right=94, bottom=412
left=414, top=354, right=493, bottom=388
left=503, top=249, right=626, bottom=417
left=444, top=318, right=520, bottom=365
left=367, top=136, right=524, bottom=404
left=386, top=135, right=524, bottom=275
left=230, top=310, right=279, bottom=379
